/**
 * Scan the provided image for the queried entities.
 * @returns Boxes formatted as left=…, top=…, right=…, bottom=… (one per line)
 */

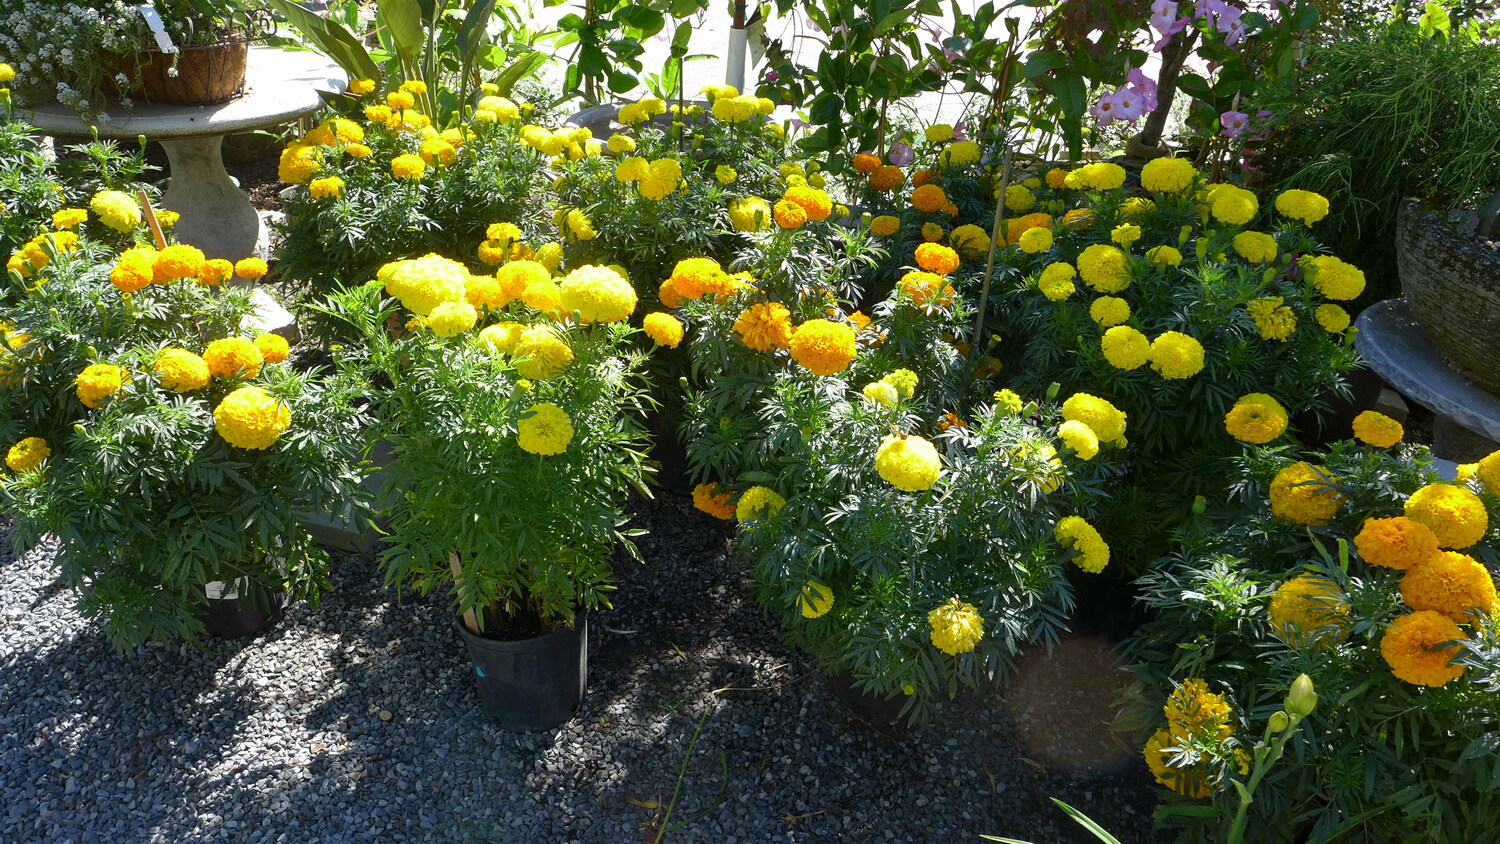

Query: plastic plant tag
left=204, top=579, right=244, bottom=601
left=136, top=5, right=178, bottom=53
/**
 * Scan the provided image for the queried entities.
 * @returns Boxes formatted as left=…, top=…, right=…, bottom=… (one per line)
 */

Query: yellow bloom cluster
left=788, top=319, right=856, bottom=376
left=1301, top=255, right=1365, bottom=300
left=875, top=434, right=942, bottom=491
left=884, top=369, right=919, bottom=398
left=1055, top=515, right=1109, bottom=572
left=691, top=482, right=737, bottom=520
left=1036, top=262, right=1076, bottom=301
left=558, top=265, right=636, bottom=323
left=90, top=190, right=141, bottom=232
left=153, top=348, right=210, bottom=392
left=1268, top=573, right=1349, bottom=647
left=1223, top=393, right=1288, bottom=444
left=52, top=208, right=88, bottom=230
left=1062, top=393, right=1126, bottom=446
left=214, top=386, right=291, bottom=449
left=710, top=93, right=765, bottom=122
left=950, top=223, right=991, bottom=259
left=1269, top=461, right=1344, bottom=525
left=1245, top=296, right=1296, bottom=341
left=6, top=436, right=50, bottom=472
left=1057, top=420, right=1099, bottom=460
left=928, top=597, right=984, bottom=655
left=1066, top=162, right=1127, bottom=191
left=1354, top=516, right=1440, bottom=570
left=1274, top=189, right=1330, bottom=225
left=153, top=244, right=206, bottom=282
left=76, top=363, right=127, bottom=408
left=1400, top=550, right=1496, bottom=621
left=1148, top=331, right=1205, bottom=379
left=278, top=144, right=323, bottom=184
left=1381, top=610, right=1466, bottom=687
left=1145, top=679, right=1238, bottom=798
left=110, top=245, right=157, bottom=293
left=1146, top=245, right=1183, bottom=266
left=617, top=97, right=667, bottom=125
left=1004, top=184, right=1036, bottom=212
left=203, top=337, right=264, bottom=379
left=1089, top=296, right=1130, bottom=327
left=426, top=301, right=479, bottom=337
left=390, top=153, right=426, bottom=182
left=1315, top=304, right=1351, bottom=333
left=1208, top=184, right=1258, bottom=225
left=643, top=312, right=685, bottom=348
left=941, top=140, right=981, bottom=167
left=1077, top=244, right=1130, bottom=293
left=1232, top=231, right=1278, bottom=263
left=517, top=403, right=574, bottom=455
left=736, top=485, right=786, bottom=522
left=511, top=325, right=574, bottom=379
left=734, top=302, right=794, bottom=351
left=914, top=242, right=960, bottom=274
left=1018, top=226, right=1053, bottom=254
left=798, top=581, right=835, bottom=618
left=380, top=253, right=468, bottom=316
left=638, top=158, right=683, bottom=201
left=1139, top=157, right=1197, bottom=194
left=1404, top=483, right=1488, bottom=549
left=1101, top=325, right=1150, bottom=370
left=1352, top=410, right=1403, bottom=448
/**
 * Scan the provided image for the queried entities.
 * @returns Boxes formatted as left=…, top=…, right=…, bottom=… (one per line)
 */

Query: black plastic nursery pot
left=825, top=669, right=908, bottom=726
left=456, top=613, right=589, bottom=732
left=196, top=580, right=287, bottom=639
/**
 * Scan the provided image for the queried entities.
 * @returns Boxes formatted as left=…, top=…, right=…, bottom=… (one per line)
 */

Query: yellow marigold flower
left=914, top=242, right=960, bottom=274
left=515, top=403, right=573, bottom=456
left=463, top=273, right=507, bottom=309
left=196, top=258, right=234, bottom=286
left=734, top=302, right=794, bottom=351
left=348, top=77, right=376, bottom=95
left=714, top=164, right=737, bottom=184
left=993, top=389, right=1024, bottom=415
left=1101, top=325, right=1150, bottom=370
left=252, top=333, right=289, bottom=365
left=1055, top=515, right=1109, bottom=572
left=1062, top=393, right=1126, bottom=444
left=941, top=140, right=981, bottom=167
left=875, top=434, right=942, bottom=491
left=883, top=369, right=919, bottom=398
left=1274, top=189, right=1330, bottom=225
left=492, top=260, right=545, bottom=303
left=911, top=183, right=948, bottom=213
left=862, top=381, right=899, bottom=406
left=667, top=257, right=730, bottom=301
left=390, top=153, right=426, bottom=182
left=476, top=322, right=526, bottom=356
left=1140, top=157, right=1197, bottom=193
left=1018, top=226, right=1053, bottom=254
left=153, top=348, right=210, bottom=392
left=949, top=224, right=991, bottom=258
left=606, top=133, right=636, bottom=154
left=235, top=257, right=268, bottom=280
left=425, top=301, right=478, bottom=337
left=1089, top=296, right=1130, bottom=327
left=6, top=437, right=50, bottom=472
left=1120, top=197, right=1155, bottom=220
left=870, top=215, right=900, bottom=237
left=90, top=190, right=141, bottom=232
left=1301, top=255, right=1365, bottom=301
left=772, top=199, right=807, bottom=229
left=1246, top=296, right=1297, bottom=341
left=379, top=253, right=468, bottom=316
left=309, top=176, right=345, bottom=200
left=278, top=144, right=322, bottom=184
left=203, top=337, right=264, bottom=379
left=1073, top=162, right=1127, bottom=191
left=638, top=158, right=682, bottom=200
left=727, top=196, right=771, bottom=232
left=1381, top=610, right=1466, bottom=687
left=1270, top=461, right=1344, bottom=526
left=1209, top=184, right=1258, bottom=225
left=1037, top=168, right=1065, bottom=190
left=110, top=245, right=157, bottom=293
left=75, top=363, right=127, bottom=408
left=925, top=124, right=955, bottom=143
left=419, top=138, right=457, bottom=167
left=1223, top=393, right=1288, bottom=444
left=1400, top=551, right=1497, bottom=621
left=736, top=485, right=785, bottom=522
left=928, top=597, right=983, bottom=655
left=476, top=96, right=520, bottom=123
left=1405, top=483, right=1488, bottom=549
left=1037, top=262, right=1076, bottom=302
left=52, top=208, right=88, bottom=229
left=534, top=241, right=564, bottom=274
left=0, top=63, right=15, bottom=84
left=691, top=482, right=737, bottom=520
left=797, top=581, right=835, bottom=618
left=1476, top=450, right=1500, bottom=497
left=1232, top=231, right=1278, bottom=263
left=1058, top=420, right=1099, bottom=460
left=789, top=319, right=857, bottom=376
left=643, top=312, right=685, bottom=348
left=1003, top=184, right=1035, bottom=212
left=214, top=385, right=291, bottom=450
left=365, top=104, right=393, bottom=124
left=1354, top=516, right=1440, bottom=570
left=1148, top=331, right=1205, bottom=379
left=1269, top=573, right=1349, bottom=647
left=921, top=222, right=945, bottom=242
left=1110, top=223, right=1141, bottom=246
left=1315, top=304, right=1350, bottom=333
left=1061, top=208, right=1093, bottom=231
left=558, top=265, right=636, bottom=323
left=346, top=142, right=372, bottom=159
left=386, top=90, right=416, bottom=110
left=783, top=185, right=833, bottom=222
left=512, top=326, right=573, bottom=379
left=1352, top=410, right=1403, bottom=448
left=1077, top=244, right=1131, bottom=293
left=899, top=270, right=955, bottom=309
left=870, top=165, right=905, bottom=192
left=852, top=153, right=881, bottom=174
left=151, top=244, right=205, bottom=283
left=1164, top=678, right=1235, bottom=743
left=1144, top=728, right=1211, bottom=799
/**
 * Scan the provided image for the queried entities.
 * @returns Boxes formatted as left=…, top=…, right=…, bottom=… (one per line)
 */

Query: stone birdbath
left=22, top=46, right=345, bottom=261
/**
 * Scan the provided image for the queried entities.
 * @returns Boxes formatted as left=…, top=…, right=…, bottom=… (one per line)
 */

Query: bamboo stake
left=449, top=554, right=479, bottom=634
left=136, top=188, right=167, bottom=249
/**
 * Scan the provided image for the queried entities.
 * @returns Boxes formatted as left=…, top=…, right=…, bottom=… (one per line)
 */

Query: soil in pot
left=457, top=611, right=589, bottom=732
left=196, top=578, right=286, bottom=639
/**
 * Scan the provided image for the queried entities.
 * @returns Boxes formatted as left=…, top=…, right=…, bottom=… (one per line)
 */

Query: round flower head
left=852, top=153, right=881, bottom=174
left=1209, top=184, right=1258, bottom=225
left=1275, top=189, right=1330, bottom=225
left=1089, top=296, right=1130, bottom=327
left=1145, top=245, right=1183, bottom=267
left=862, top=381, right=900, bottom=406
left=928, top=598, right=984, bottom=655
left=203, top=337, right=264, bottom=379
left=76, top=363, right=128, bottom=408
left=1058, top=420, right=1100, bottom=460
left=253, top=333, right=290, bottom=365
left=90, top=190, right=142, bottom=232
left=1077, top=244, right=1131, bottom=293
left=464, top=274, right=508, bottom=309
left=643, top=312, right=685, bottom=348
left=1354, top=517, right=1440, bottom=570
left=911, top=184, right=948, bottom=213
left=53, top=208, right=88, bottom=230
left=1301, top=255, right=1365, bottom=300
left=1400, top=551, right=1497, bottom=621
left=1269, top=461, right=1344, bottom=526
left=950, top=224, right=991, bottom=258
left=914, top=242, right=961, bottom=274
left=870, top=215, right=900, bottom=237
left=1268, top=573, right=1350, bottom=647
left=380, top=253, right=468, bottom=316
left=870, top=165, right=905, bottom=192
left=111, top=245, right=158, bottom=293
left=1072, top=162, right=1127, bottom=191
left=278, top=144, right=322, bottom=184
left=559, top=265, right=636, bottom=324
left=1055, top=516, right=1109, bottom=572
left=1223, top=393, right=1288, bottom=444
left=426, top=301, right=479, bottom=337
left=772, top=199, right=807, bottom=229
left=1139, top=157, right=1197, bottom=194
left=1405, top=483, right=1488, bottom=549
left=154, top=348, right=210, bottom=392
left=1148, top=331, right=1205, bottom=379
left=783, top=185, right=833, bottom=222
left=900, top=271, right=956, bottom=308
left=883, top=369, right=919, bottom=398
left=691, top=483, right=736, bottom=520
left=390, top=153, right=426, bottom=182
left=1036, top=262, right=1076, bottom=301
left=309, top=175, right=345, bottom=200
left=734, top=302, right=794, bottom=351
left=214, top=386, right=291, bottom=449
left=875, top=434, right=942, bottom=492
left=235, top=257, right=268, bottom=280
left=6, top=437, right=50, bottom=473
left=1316, top=304, right=1351, bottom=333
left=516, top=403, right=573, bottom=455
left=1475, top=450, right=1500, bottom=497
left=942, top=140, right=981, bottom=167
left=1017, top=226, right=1053, bottom=254
left=495, top=260, right=550, bottom=303
left=1062, top=393, right=1127, bottom=444
left=728, top=197, right=772, bottom=232
left=788, top=319, right=856, bottom=376
left=797, top=581, right=835, bottom=618
left=1163, top=678, right=1235, bottom=744
left=1381, top=610, right=1466, bottom=687
left=993, top=389, right=1023, bottom=415
left=476, top=322, right=527, bottom=356
left=1352, top=410, right=1403, bottom=448
left=1246, top=297, right=1297, bottom=341
left=1004, top=184, right=1036, bottom=212
left=511, top=326, right=574, bottom=379
left=1232, top=231, right=1278, bottom=263
left=153, top=244, right=206, bottom=282
left=1101, top=325, right=1150, bottom=370
left=1144, top=728, right=1210, bottom=799
left=197, top=258, right=234, bottom=286
left=736, top=485, right=786, bottom=522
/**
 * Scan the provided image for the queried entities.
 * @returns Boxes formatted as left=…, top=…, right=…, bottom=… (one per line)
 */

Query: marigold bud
left=1286, top=674, right=1317, bottom=718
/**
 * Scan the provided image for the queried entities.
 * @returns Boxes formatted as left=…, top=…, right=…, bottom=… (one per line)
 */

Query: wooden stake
left=136, top=189, right=167, bottom=249
left=449, top=554, right=480, bottom=634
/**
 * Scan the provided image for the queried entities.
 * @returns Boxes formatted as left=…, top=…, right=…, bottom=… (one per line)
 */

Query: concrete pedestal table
left=1355, top=298, right=1500, bottom=464
left=21, top=47, right=345, bottom=261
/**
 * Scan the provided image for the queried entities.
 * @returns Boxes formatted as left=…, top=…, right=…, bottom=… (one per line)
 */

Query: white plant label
left=204, top=579, right=243, bottom=601
left=136, top=5, right=178, bottom=53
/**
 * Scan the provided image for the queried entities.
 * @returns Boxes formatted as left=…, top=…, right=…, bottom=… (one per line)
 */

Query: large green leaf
left=378, top=0, right=426, bottom=62
left=267, top=0, right=381, bottom=83
left=456, top=0, right=499, bottom=70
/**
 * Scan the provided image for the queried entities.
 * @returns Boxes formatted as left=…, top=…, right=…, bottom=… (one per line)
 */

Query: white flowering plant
left=315, top=251, right=654, bottom=637
left=1124, top=438, right=1500, bottom=842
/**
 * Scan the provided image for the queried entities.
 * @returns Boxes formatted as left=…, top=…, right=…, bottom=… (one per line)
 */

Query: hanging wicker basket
left=102, top=10, right=273, bottom=106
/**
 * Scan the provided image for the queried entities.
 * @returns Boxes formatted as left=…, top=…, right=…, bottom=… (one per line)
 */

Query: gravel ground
left=0, top=494, right=1162, bottom=844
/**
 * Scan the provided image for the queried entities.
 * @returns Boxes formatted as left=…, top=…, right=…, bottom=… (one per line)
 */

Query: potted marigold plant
left=322, top=248, right=652, bottom=730
left=1, top=220, right=368, bottom=648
